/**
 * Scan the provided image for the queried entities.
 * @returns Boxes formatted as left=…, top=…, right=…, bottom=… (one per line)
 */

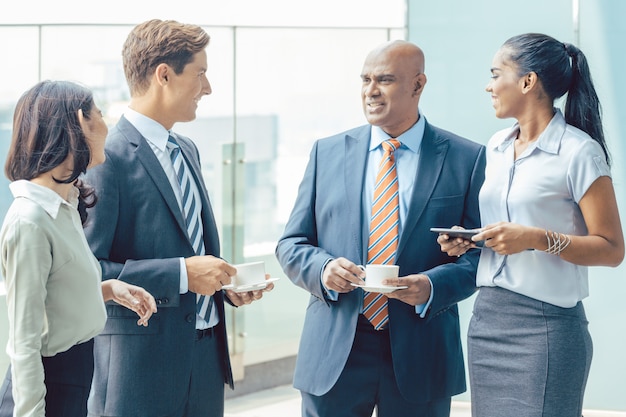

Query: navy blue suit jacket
left=276, top=120, right=485, bottom=402
left=83, top=116, right=233, bottom=416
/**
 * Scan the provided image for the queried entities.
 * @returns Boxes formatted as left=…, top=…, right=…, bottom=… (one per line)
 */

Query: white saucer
left=222, top=277, right=280, bottom=293
left=350, top=283, right=408, bottom=294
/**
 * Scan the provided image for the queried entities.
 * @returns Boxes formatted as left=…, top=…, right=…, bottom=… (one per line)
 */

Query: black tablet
left=430, top=227, right=481, bottom=240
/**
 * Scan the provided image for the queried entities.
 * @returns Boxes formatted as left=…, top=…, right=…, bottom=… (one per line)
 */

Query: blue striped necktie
left=167, top=135, right=213, bottom=321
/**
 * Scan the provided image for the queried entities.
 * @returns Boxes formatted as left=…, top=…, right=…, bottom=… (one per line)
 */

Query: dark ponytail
left=503, top=33, right=610, bottom=166
left=562, top=43, right=608, bottom=164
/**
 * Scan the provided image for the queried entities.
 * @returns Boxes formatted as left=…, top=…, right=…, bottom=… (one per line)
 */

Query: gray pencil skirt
left=468, top=286, right=593, bottom=417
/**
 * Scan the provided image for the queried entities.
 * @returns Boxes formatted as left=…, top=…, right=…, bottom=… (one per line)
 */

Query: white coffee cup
left=360, top=264, right=399, bottom=287
left=232, top=261, right=266, bottom=286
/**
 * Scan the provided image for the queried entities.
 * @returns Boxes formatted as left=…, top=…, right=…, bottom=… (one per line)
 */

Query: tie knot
left=167, top=135, right=180, bottom=149
left=167, top=135, right=181, bottom=159
left=382, top=139, right=401, bottom=153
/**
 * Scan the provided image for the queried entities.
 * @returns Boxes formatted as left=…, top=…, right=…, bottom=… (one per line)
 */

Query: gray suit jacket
left=276, top=120, right=486, bottom=402
left=83, top=116, right=233, bottom=416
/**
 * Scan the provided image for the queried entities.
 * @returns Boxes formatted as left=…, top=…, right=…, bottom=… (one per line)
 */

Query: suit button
left=185, top=314, right=195, bottom=323
left=162, top=298, right=169, bottom=304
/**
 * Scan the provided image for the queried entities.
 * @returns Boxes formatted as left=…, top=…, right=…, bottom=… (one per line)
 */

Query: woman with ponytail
left=0, top=80, right=157, bottom=417
left=438, top=33, right=624, bottom=416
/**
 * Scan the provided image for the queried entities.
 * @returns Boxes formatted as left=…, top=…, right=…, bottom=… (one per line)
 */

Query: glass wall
left=173, top=25, right=404, bottom=365
left=408, top=0, right=626, bottom=411
left=0, top=16, right=404, bottom=384
left=2, top=0, right=624, bottom=412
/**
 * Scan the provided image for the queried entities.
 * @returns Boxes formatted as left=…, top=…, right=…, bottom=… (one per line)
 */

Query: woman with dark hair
left=438, top=33, right=624, bottom=416
left=0, top=80, right=157, bottom=417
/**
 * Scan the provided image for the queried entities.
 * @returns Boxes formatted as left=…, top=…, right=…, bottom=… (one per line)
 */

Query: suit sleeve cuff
left=415, top=276, right=434, bottom=318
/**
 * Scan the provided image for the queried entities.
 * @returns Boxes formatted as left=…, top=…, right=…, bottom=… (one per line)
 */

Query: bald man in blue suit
left=276, top=40, right=486, bottom=417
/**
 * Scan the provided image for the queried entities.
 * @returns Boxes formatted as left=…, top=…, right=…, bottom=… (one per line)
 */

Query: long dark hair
left=5, top=80, right=97, bottom=223
left=502, top=33, right=610, bottom=165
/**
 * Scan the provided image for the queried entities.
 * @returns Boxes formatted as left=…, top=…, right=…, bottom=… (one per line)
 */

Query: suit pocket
left=425, top=194, right=467, bottom=227
left=427, top=194, right=464, bottom=208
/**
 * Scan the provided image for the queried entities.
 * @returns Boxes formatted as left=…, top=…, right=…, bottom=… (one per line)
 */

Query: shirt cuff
left=179, top=258, right=188, bottom=294
left=321, top=258, right=339, bottom=301
left=415, top=276, right=434, bottom=318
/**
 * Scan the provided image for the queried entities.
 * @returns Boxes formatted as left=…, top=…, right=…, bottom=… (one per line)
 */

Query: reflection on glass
left=0, top=23, right=403, bottom=372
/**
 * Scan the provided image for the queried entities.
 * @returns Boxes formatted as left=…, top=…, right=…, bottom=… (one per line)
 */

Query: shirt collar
left=9, top=180, right=78, bottom=219
left=124, top=107, right=171, bottom=151
left=369, top=111, right=426, bottom=154
left=494, top=109, right=566, bottom=155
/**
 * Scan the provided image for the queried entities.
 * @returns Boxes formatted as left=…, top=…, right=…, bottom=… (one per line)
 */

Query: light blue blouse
left=476, top=109, right=611, bottom=308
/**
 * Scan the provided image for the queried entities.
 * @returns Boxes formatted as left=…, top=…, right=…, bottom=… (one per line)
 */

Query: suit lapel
left=344, top=126, right=371, bottom=264
left=397, top=122, right=449, bottom=257
left=117, top=117, right=189, bottom=243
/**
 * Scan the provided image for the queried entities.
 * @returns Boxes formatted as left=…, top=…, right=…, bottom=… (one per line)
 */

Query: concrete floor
left=224, top=385, right=473, bottom=417
left=224, top=384, right=626, bottom=417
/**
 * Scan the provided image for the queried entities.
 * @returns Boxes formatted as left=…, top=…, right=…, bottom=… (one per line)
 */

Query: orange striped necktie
left=363, top=138, right=401, bottom=330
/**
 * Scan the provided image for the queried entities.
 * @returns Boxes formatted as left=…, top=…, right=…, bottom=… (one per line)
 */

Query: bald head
left=367, top=40, right=425, bottom=75
left=360, top=40, right=427, bottom=137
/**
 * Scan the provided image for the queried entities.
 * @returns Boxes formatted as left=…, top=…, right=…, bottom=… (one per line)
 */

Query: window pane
left=232, top=27, right=395, bottom=364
